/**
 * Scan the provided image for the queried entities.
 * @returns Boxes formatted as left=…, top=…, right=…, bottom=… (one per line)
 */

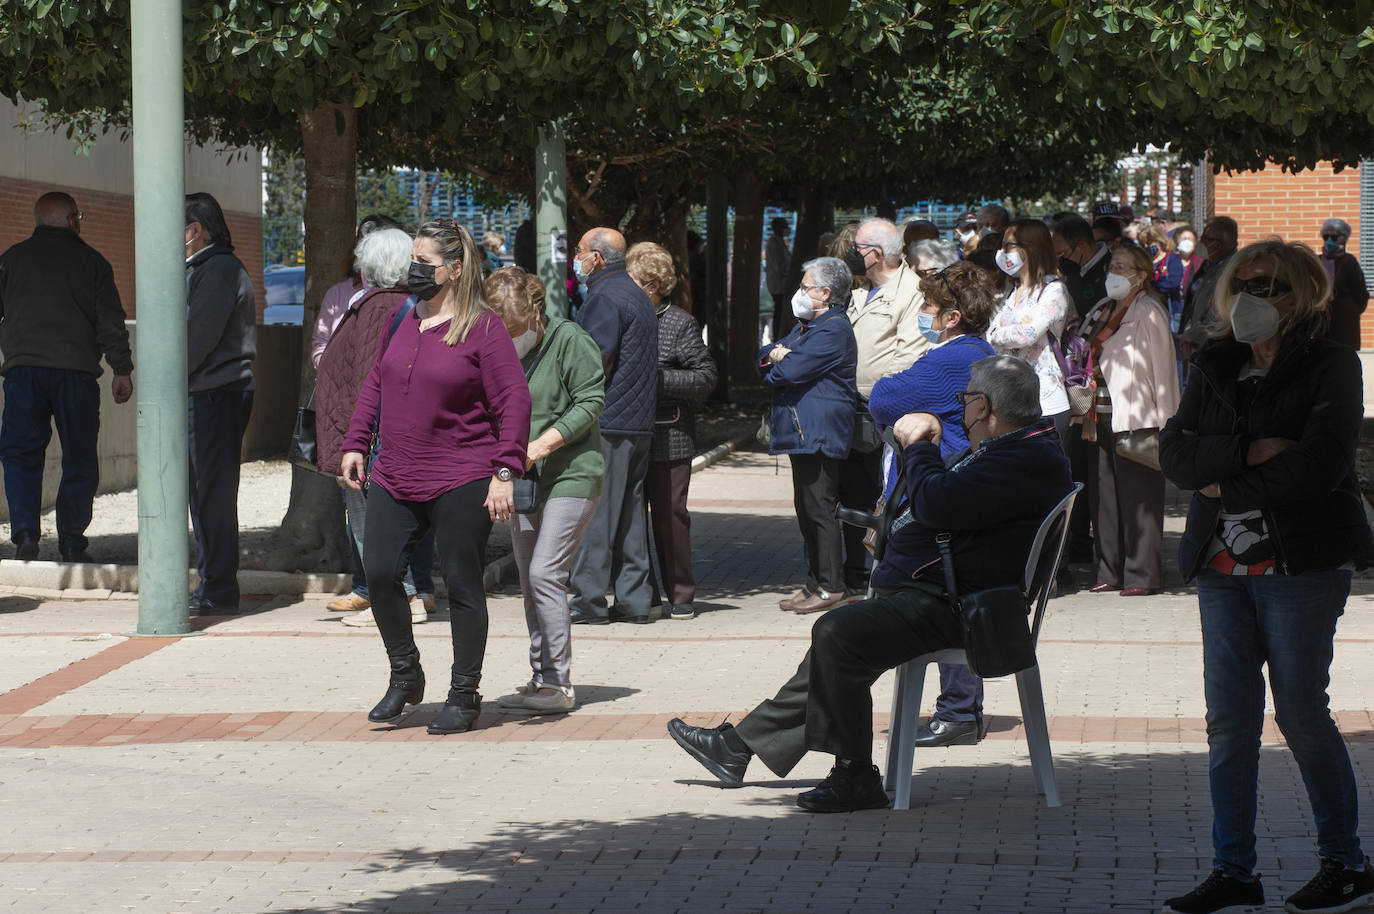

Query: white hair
left=1322, top=218, right=1352, bottom=243
left=802, top=256, right=853, bottom=303
left=857, top=218, right=903, bottom=259
left=910, top=239, right=959, bottom=270
left=353, top=228, right=412, bottom=289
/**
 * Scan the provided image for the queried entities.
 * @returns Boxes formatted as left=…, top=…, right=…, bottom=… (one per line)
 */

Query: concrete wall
left=0, top=97, right=265, bottom=318
left=0, top=323, right=303, bottom=523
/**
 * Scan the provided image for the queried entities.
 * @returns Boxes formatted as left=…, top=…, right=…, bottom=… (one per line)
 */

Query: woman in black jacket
left=627, top=243, right=718, bottom=621
left=1158, top=240, right=1374, bottom=914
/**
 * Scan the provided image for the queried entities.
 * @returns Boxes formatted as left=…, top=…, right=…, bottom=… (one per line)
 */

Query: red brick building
left=0, top=98, right=264, bottom=319
left=1202, top=161, right=1370, bottom=347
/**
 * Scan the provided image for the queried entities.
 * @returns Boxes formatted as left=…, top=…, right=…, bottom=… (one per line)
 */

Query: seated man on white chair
left=668, top=355, right=1072, bottom=812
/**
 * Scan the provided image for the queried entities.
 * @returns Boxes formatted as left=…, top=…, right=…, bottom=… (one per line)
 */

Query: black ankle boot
left=368, top=652, right=425, bottom=723
left=428, top=672, right=481, bottom=734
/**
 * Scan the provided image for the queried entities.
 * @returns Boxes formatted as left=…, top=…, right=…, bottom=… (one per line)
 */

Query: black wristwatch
left=495, top=467, right=513, bottom=482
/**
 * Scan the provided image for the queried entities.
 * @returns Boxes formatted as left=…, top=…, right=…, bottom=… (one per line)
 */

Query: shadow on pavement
left=272, top=744, right=1370, bottom=914
left=373, top=686, right=641, bottom=733
left=0, top=594, right=41, bottom=614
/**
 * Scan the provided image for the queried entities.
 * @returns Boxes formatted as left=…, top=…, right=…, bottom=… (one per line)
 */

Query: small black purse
left=936, top=533, right=1037, bottom=678
left=288, top=385, right=318, bottom=472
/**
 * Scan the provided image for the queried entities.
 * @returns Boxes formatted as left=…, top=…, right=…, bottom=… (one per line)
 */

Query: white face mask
left=1177, top=239, right=1195, bottom=256
left=512, top=327, right=538, bottom=359
left=791, top=287, right=819, bottom=320
left=994, top=249, right=1024, bottom=276
left=1230, top=293, right=1281, bottom=344
left=1105, top=272, right=1135, bottom=301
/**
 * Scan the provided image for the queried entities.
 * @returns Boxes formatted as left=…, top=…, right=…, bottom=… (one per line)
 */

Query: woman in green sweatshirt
left=485, top=267, right=606, bottom=713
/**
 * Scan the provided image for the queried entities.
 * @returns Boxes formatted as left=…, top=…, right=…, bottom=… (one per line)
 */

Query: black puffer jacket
left=652, top=304, right=717, bottom=463
left=1160, top=317, right=1373, bottom=579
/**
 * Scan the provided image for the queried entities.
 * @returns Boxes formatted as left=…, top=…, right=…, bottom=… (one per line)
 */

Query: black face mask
left=406, top=262, right=444, bottom=301
left=844, top=248, right=868, bottom=276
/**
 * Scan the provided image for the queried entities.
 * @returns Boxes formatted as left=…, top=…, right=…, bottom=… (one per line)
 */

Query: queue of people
left=4, top=188, right=1372, bottom=914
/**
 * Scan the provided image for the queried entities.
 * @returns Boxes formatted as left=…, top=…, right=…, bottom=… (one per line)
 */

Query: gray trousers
left=510, top=495, right=599, bottom=687
left=570, top=434, right=654, bottom=619
left=1095, top=434, right=1165, bottom=590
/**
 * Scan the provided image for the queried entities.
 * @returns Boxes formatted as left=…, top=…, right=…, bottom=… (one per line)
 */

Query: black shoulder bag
left=935, top=532, right=1037, bottom=678
left=511, top=321, right=568, bottom=514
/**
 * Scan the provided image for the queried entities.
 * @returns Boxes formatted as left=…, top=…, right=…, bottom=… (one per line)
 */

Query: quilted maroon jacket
left=314, top=286, right=410, bottom=475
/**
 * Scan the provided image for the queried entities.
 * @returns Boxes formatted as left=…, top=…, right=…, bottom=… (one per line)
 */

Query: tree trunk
left=778, top=183, right=833, bottom=339
left=268, top=101, right=358, bottom=574
left=728, top=172, right=764, bottom=388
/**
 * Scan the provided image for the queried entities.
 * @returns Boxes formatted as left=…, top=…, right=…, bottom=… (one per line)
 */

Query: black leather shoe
left=428, top=688, right=481, bottom=734
left=623, top=614, right=653, bottom=625
left=570, top=610, right=610, bottom=625
left=913, top=717, right=982, bottom=748
left=59, top=547, right=95, bottom=564
left=13, top=530, right=39, bottom=562
left=188, top=594, right=240, bottom=616
left=796, top=759, right=891, bottom=813
left=369, top=653, right=426, bottom=723
left=667, top=718, right=751, bottom=787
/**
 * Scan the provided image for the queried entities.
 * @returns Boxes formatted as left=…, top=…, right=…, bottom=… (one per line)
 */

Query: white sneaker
left=340, top=608, right=376, bottom=628
left=521, top=685, right=575, bottom=713
left=410, top=597, right=427, bottom=624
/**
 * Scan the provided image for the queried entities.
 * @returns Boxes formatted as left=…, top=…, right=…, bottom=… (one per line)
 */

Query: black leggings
left=363, top=480, right=492, bottom=682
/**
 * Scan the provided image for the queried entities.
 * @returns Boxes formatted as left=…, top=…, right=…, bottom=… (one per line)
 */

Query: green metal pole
left=535, top=123, right=569, bottom=319
left=131, top=0, right=190, bottom=635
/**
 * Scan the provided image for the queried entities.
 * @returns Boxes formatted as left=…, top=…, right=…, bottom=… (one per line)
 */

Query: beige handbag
left=1114, top=428, right=1161, bottom=470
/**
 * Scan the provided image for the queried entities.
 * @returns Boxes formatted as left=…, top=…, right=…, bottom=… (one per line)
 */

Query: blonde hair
left=625, top=242, right=677, bottom=300
left=523, top=272, right=547, bottom=319
left=1210, top=239, right=1330, bottom=339
left=1137, top=223, right=1172, bottom=254
left=414, top=219, right=488, bottom=346
left=483, top=266, right=535, bottom=322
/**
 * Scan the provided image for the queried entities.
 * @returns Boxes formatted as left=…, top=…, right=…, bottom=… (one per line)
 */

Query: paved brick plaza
left=1, top=450, right=1372, bottom=912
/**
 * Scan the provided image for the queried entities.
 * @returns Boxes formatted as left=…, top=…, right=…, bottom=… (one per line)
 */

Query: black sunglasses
left=1229, top=274, right=1292, bottom=298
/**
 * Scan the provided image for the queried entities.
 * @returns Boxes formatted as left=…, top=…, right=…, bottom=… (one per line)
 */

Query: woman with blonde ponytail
left=341, top=219, right=532, bottom=735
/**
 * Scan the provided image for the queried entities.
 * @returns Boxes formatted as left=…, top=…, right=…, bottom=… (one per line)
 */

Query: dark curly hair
left=918, top=261, right=999, bottom=336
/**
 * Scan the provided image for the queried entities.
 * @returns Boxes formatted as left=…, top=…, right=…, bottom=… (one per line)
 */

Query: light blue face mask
left=917, top=311, right=942, bottom=344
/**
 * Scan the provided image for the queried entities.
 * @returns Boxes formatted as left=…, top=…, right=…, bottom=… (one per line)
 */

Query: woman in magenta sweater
left=342, top=220, right=531, bottom=734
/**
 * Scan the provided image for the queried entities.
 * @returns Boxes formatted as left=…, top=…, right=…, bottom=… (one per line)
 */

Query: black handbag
left=288, top=386, right=318, bottom=471
left=850, top=402, right=882, bottom=454
left=936, top=533, right=1037, bottom=678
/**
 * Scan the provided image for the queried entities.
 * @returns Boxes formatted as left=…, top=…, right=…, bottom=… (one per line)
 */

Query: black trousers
left=837, top=446, right=882, bottom=590
left=789, top=452, right=845, bottom=593
left=646, top=457, right=696, bottom=605
left=1095, top=433, right=1165, bottom=590
left=733, top=587, right=962, bottom=775
left=363, top=480, right=492, bottom=683
left=1066, top=422, right=1098, bottom=561
left=188, top=388, right=253, bottom=604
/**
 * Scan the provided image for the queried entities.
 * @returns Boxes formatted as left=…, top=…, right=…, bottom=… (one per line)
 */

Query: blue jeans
left=1197, top=569, right=1364, bottom=877
left=0, top=367, right=101, bottom=551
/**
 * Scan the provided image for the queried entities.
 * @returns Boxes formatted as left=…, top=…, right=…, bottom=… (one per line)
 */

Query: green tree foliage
left=262, top=153, right=305, bottom=265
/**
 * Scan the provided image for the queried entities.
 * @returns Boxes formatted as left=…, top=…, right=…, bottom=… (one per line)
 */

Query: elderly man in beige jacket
left=835, top=218, right=930, bottom=593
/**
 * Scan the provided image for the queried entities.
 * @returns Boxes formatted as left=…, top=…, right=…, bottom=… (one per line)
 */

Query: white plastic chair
left=882, top=482, right=1083, bottom=811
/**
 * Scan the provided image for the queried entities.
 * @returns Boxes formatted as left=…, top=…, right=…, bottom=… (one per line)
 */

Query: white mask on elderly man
left=791, top=288, right=820, bottom=320
left=512, top=327, right=538, bottom=359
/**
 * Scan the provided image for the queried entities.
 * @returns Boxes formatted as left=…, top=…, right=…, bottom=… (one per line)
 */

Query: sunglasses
left=954, top=390, right=986, bottom=407
left=1229, top=274, right=1292, bottom=298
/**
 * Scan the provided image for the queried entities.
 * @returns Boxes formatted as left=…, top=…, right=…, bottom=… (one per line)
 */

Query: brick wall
left=0, top=175, right=265, bottom=320
left=1209, top=161, right=1369, bottom=347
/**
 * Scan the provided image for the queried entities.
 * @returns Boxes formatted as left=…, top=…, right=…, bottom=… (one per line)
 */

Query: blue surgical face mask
left=572, top=254, right=592, bottom=280
left=917, top=311, right=942, bottom=344
left=1324, top=237, right=1343, bottom=257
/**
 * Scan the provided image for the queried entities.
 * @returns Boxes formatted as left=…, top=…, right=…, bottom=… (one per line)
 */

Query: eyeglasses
left=999, top=240, right=1025, bottom=253
left=851, top=241, right=881, bottom=257
left=1108, top=264, right=1140, bottom=276
left=799, top=282, right=821, bottom=293
left=1229, top=274, right=1292, bottom=298
left=954, top=390, right=986, bottom=407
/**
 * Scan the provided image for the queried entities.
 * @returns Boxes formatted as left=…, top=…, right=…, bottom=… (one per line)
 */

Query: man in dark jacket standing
left=0, top=191, right=133, bottom=562
left=568, top=228, right=659, bottom=624
left=667, top=356, right=1072, bottom=812
left=184, top=192, right=256, bottom=615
